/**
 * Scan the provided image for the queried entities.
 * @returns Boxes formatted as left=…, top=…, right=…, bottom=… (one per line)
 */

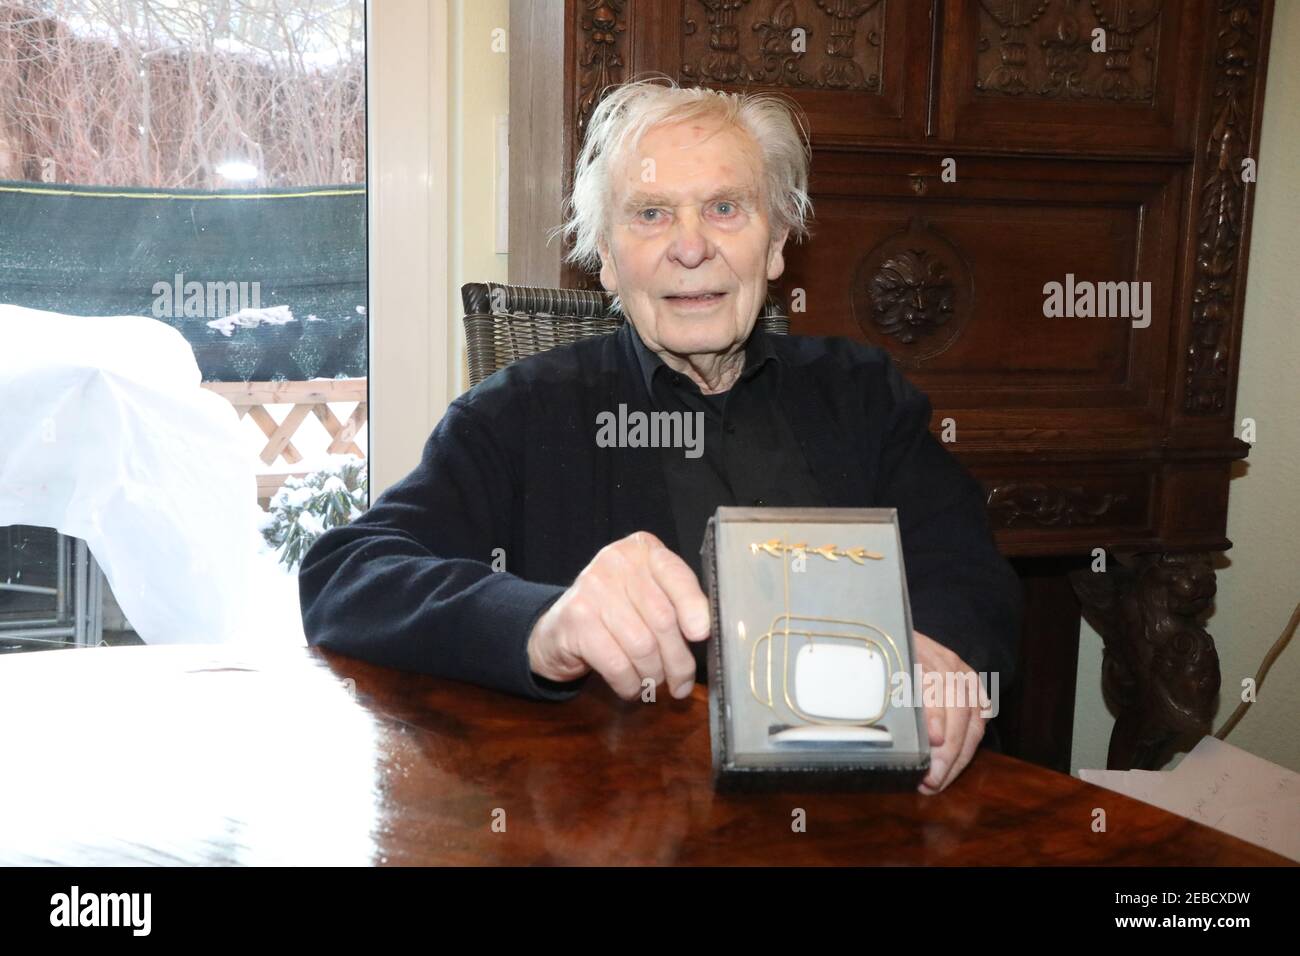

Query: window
left=0, top=0, right=369, bottom=650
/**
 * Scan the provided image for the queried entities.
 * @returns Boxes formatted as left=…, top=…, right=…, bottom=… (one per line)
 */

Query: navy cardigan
left=298, top=321, right=1023, bottom=701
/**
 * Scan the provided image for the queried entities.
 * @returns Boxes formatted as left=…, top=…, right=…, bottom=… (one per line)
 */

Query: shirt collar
left=626, top=319, right=780, bottom=397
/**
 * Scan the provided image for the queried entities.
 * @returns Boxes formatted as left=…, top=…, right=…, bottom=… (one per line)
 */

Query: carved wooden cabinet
left=508, top=0, right=1275, bottom=772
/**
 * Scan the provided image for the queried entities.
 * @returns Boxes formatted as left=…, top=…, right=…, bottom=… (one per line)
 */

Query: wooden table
left=0, top=645, right=1288, bottom=866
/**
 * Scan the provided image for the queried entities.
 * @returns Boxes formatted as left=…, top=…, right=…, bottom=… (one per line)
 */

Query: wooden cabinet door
left=779, top=151, right=1184, bottom=439
left=933, top=0, right=1204, bottom=154
left=604, top=0, right=934, bottom=146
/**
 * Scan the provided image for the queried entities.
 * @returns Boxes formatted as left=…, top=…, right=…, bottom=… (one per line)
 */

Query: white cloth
left=0, top=304, right=263, bottom=643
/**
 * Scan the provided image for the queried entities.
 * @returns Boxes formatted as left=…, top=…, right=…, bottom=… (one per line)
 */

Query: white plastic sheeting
left=0, top=304, right=273, bottom=644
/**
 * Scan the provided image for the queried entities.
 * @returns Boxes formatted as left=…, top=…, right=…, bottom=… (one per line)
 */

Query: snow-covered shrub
left=261, top=459, right=367, bottom=570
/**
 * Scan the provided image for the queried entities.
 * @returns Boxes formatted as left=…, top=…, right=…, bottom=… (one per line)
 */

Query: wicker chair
left=461, top=282, right=790, bottom=388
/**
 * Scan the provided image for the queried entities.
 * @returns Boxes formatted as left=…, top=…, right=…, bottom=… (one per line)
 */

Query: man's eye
left=637, top=208, right=665, bottom=222
left=713, top=201, right=736, bottom=216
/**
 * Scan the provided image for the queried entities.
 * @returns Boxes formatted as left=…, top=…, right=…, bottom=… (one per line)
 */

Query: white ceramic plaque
left=792, top=641, right=888, bottom=721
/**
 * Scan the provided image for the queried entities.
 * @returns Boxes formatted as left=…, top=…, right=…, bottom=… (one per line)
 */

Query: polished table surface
left=0, top=644, right=1288, bottom=866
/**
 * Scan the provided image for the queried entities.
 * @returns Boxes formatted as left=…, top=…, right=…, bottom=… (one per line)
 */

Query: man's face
left=598, top=120, right=789, bottom=361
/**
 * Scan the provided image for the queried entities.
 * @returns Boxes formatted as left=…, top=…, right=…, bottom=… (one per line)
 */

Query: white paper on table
left=0, top=304, right=267, bottom=644
left=1077, top=767, right=1165, bottom=804
left=1080, top=736, right=1300, bottom=862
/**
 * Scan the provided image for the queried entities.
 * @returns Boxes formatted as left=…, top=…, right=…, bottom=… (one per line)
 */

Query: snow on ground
left=207, top=305, right=296, bottom=336
left=243, top=502, right=309, bottom=648
left=234, top=385, right=367, bottom=647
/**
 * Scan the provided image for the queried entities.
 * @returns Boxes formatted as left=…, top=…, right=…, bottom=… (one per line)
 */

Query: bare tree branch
left=0, top=0, right=365, bottom=187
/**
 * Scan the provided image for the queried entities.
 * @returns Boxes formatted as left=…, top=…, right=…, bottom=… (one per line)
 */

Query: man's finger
left=625, top=574, right=697, bottom=698
left=578, top=625, right=645, bottom=700
left=932, top=703, right=970, bottom=791
left=917, top=698, right=947, bottom=793
left=600, top=600, right=665, bottom=689
left=645, top=542, right=711, bottom=641
left=951, top=713, right=986, bottom=786
left=926, top=707, right=944, bottom=746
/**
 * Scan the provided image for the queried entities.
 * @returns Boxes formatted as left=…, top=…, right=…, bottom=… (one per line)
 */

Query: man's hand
left=527, top=531, right=711, bottom=700
left=914, top=630, right=988, bottom=795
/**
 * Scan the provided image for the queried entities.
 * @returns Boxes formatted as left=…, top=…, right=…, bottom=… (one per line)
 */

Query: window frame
left=366, top=0, right=453, bottom=498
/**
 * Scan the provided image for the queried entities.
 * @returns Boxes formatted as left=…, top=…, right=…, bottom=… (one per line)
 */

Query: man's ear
left=766, top=226, right=790, bottom=282
left=597, top=236, right=618, bottom=294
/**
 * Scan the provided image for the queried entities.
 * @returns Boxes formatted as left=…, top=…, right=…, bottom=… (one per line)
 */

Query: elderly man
left=299, top=79, right=1022, bottom=794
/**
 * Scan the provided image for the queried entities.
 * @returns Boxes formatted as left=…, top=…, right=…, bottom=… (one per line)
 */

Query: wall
left=448, top=0, right=512, bottom=397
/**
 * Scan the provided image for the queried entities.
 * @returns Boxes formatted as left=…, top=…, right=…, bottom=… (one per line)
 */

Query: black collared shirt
left=628, top=323, right=825, bottom=677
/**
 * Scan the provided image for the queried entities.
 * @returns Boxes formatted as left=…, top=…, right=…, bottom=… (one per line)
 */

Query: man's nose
left=666, top=210, right=715, bottom=268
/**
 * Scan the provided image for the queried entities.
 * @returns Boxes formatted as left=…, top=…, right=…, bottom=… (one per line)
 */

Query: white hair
left=551, top=74, right=813, bottom=277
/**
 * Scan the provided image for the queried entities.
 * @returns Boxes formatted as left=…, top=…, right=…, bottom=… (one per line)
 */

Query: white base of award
left=768, top=725, right=893, bottom=746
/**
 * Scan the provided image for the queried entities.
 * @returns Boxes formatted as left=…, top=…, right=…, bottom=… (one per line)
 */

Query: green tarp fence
left=0, top=180, right=366, bottom=382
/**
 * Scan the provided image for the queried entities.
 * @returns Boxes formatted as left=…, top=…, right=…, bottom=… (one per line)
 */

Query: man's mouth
left=664, top=291, right=726, bottom=305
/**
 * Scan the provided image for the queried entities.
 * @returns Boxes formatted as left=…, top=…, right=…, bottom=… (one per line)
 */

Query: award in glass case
left=701, top=507, right=930, bottom=791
